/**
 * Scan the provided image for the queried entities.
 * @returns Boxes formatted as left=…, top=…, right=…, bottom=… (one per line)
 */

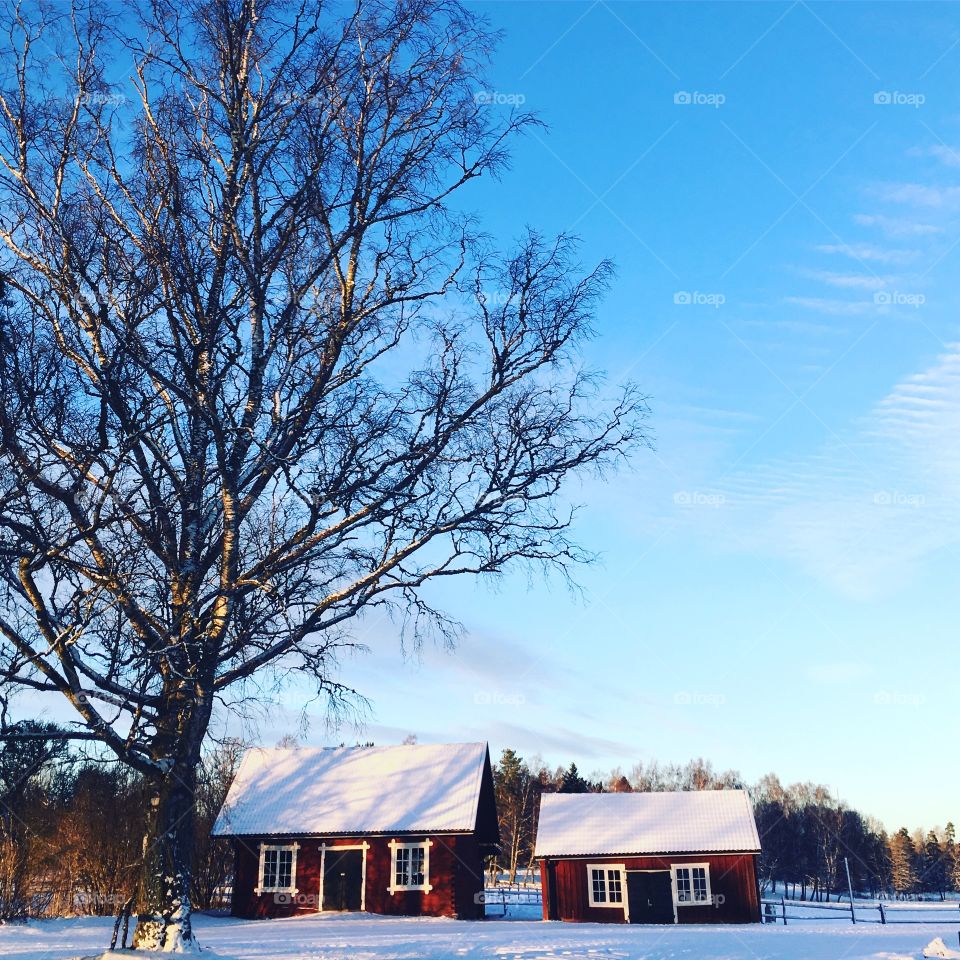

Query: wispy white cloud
left=872, top=181, right=960, bottom=208
left=798, top=268, right=892, bottom=290
left=738, top=317, right=843, bottom=336
left=709, top=343, right=960, bottom=598
left=815, top=242, right=918, bottom=264
left=853, top=213, right=942, bottom=238
left=783, top=295, right=873, bottom=315
left=910, top=143, right=960, bottom=168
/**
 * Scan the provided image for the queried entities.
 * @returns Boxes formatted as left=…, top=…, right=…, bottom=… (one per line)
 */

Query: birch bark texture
left=0, top=0, right=646, bottom=948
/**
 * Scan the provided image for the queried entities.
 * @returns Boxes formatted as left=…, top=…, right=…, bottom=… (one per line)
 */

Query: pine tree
left=558, top=763, right=591, bottom=794
left=889, top=828, right=917, bottom=897
left=922, top=830, right=946, bottom=899
left=867, top=829, right=893, bottom=898
left=493, top=750, right=537, bottom=882
left=945, top=823, right=958, bottom=894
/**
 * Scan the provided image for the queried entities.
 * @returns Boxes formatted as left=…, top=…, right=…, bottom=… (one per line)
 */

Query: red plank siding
left=231, top=834, right=486, bottom=920
left=539, top=853, right=760, bottom=924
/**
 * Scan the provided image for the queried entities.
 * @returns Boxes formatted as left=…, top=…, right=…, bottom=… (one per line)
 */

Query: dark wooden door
left=322, top=850, right=363, bottom=911
left=625, top=871, right=674, bottom=924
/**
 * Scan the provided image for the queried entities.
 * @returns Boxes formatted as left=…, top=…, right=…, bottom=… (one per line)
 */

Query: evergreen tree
left=922, top=830, right=946, bottom=899
left=866, top=829, right=893, bottom=898
left=889, top=828, right=917, bottom=897
left=493, top=749, right=538, bottom=882
left=558, top=763, right=591, bottom=794
left=944, top=823, right=958, bottom=895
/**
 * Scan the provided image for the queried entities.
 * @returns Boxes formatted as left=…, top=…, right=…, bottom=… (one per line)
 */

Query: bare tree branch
left=0, top=0, right=648, bottom=948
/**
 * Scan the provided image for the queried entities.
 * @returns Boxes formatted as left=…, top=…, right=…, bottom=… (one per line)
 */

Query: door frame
left=625, top=869, right=677, bottom=924
left=318, top=842, right=369, bottom=912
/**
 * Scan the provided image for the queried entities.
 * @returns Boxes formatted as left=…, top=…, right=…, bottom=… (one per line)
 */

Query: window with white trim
left=389, top=841, right=430, bottom=892
left=256, top=843, right=298, bottom=894
left=586, top=864, right=625, bottom=907
left=672, top=863, right=711, bottom=905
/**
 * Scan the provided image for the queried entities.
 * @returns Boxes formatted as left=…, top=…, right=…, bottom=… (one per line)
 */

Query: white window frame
left=255, top=842, right=299, bottom=895
left=388, top=839, right=433, bottom=894
left=671, top=862, right=711, bottom=906
left=586, top=863, right=626, bottom=908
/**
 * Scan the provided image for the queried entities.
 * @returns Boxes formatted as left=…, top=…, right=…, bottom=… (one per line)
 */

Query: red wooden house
left=535, top=790, right=761, bottom=924
left=212, top=742, right=498, bottom=920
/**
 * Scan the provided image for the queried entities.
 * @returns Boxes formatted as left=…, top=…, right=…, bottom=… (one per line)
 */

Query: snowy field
left=4, top=909, right=960, bottom=960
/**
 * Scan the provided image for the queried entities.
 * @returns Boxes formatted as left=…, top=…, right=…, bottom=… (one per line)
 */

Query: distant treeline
left=3, top=730, right=955, bottom=919
left=492, top=750, right=959, bottom=901
left=0, top=723, right=239, bottom=920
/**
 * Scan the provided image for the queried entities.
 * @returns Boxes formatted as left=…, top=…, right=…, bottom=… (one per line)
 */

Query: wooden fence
left=484, top=881, right=543, bottom=917
left=762, top=896, right=960, bottom=926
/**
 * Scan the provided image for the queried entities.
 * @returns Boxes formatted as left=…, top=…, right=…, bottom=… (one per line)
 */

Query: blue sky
left=266, top=1, right=960, bottom=834
left=19, top=2, right=958, bottom=834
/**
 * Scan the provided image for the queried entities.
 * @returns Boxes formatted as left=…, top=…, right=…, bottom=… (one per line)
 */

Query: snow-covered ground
left=4, top=909, right=960, bottom=960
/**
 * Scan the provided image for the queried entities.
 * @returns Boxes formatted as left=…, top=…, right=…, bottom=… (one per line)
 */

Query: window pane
left=411, top=847, right=425, bottom=887
left=396, top=847, right=410, bottom=886
left=607, top=870, right=622, bottom=903
left=263, top=849, right=278, bottom=888
left=692, top=867, right=708, bottom=902
left=278, top=849, right=293, bottom=888
left=591, top=868, right=607, bottom=903
left=675, top=867, right=691, bottom=902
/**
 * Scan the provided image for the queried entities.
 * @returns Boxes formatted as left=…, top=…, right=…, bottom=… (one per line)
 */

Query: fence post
left=781, top=896, right=787, bottom=926
left=844, top=858, right=856, bottom=925
left=878, top=902, right=885, bottom=924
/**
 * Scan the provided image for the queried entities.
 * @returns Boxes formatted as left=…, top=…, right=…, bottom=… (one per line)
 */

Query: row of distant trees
left=4, top=735, right=954, bottom=918
left=492, top=749, right=959, bottom=901
left=0, top=724, right=240, bottom=920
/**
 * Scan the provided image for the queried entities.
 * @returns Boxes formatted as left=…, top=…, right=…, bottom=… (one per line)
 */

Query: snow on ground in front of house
left=3, top=909, right=960, bottom=960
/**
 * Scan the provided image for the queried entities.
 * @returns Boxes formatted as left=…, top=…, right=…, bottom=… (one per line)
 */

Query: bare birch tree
left=0, top=0, right=646, bottom=948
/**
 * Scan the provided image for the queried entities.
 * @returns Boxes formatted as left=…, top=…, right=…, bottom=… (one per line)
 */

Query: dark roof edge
left=535, top=848, right=762, bottom=858
left=211, top=828, right=476, bottom=840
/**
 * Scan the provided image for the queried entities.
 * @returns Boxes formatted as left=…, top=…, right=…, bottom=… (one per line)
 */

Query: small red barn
left=212, top=741, right=498, bottom=920
left=535, top=790, right=761, bottom=924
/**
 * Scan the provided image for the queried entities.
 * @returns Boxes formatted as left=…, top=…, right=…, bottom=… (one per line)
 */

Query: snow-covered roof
left=534, top=789, right=761, bottom=857
left=212, top=742, right=490, bottom=837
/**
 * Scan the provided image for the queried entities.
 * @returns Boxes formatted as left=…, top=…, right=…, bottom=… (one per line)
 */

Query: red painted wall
left=539, top=853, right=760, bottom=924
left=231, top=834, right=486, bottom=920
